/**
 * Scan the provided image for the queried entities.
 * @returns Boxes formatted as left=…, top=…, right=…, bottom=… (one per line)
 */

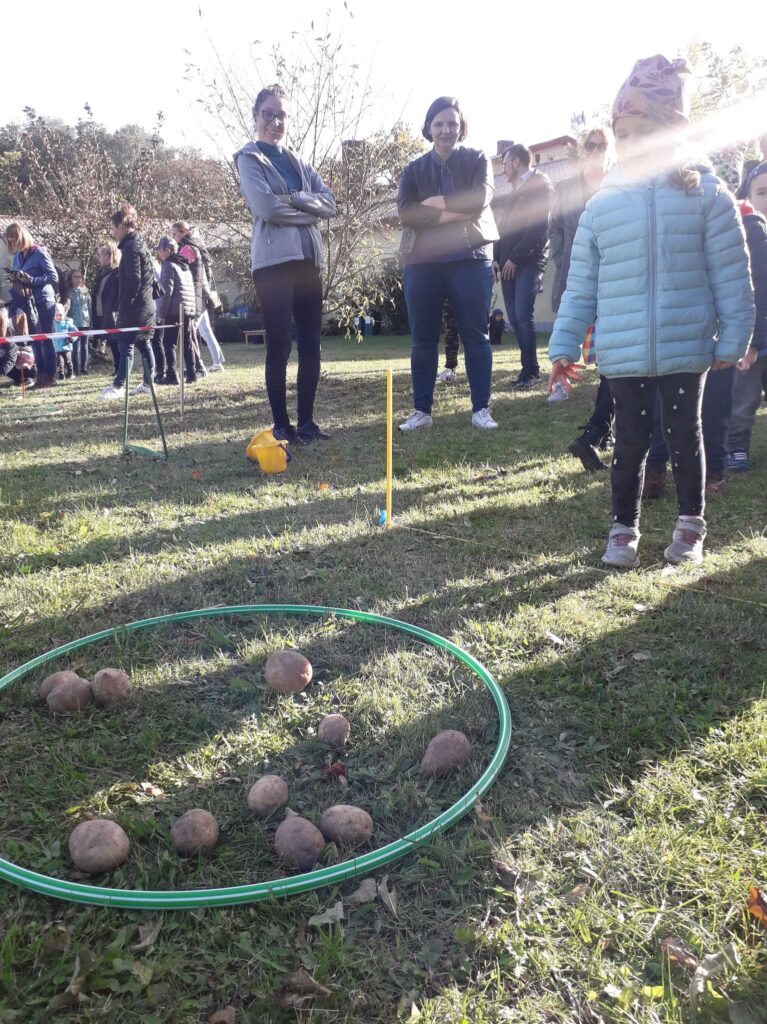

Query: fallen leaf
left=325, top=762, right=349, bottom=781
left=632, top=651, right=652, bottom=661
left=275, top=968, right=331, bottom=1007
left=377, top=875, right=398, bottom=919
left=347, top=878, right=378, bottom=905
left=308, top=901, right=344, bottom=927
left=563, top=882, right=590, bottom=904
left=544, top=631, right=565, bottom=646
left=207, top=1008, right=236, bottom=1024
left=130, top=918, right=162, bottom=954
left=318, top=482, right=330, bottom=490
left=747, top=885, right=767, bottom=927
left=690, top=943, right=739, bottom=1009
left=659, top=936, right=699, bottom=970
left=140, top=782, right=165, bottom=799
left=491, top=858, right=518, bottom=890
left=191, top=470, right=203, bottom=481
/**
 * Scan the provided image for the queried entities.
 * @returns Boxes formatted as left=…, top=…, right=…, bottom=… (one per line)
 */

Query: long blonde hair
left=99, top=241, right=120, bottom=267
left=5, top=222, right=34, bottom=254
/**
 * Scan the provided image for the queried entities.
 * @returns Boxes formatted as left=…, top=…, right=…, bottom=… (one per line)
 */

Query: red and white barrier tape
left=11, top=324, right=179, bottom=344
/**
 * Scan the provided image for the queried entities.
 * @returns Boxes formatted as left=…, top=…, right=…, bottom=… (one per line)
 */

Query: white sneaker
left=399, top=410, right=433, bottom=432
left=547, top=381, right=570, bottom=403
left=471, top=407, right=498, bottom=429
left=99, top=385, right=123, bottom=400
left=602, top=524, right=640, bottom=568
left=130, top=383, right=151, bottom=396
left=437, top=368, right=457, bottom=384
left=209, top=364, right=225, bottom=372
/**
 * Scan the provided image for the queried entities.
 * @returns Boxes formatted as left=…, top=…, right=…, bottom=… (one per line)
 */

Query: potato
left=39, top=670, right=87, bottom=702
left=170, top=809, right=220, bottom=856
left=68, top=819, right=130, bottom=873
left=317, top=713, right=350, bottom=746
left=265, top=650, right=312, bottom=693
left=319, top=804, right=373, bottom=847
left=421, top=729, right=472, bottom=777
left=247, top=774, right=289, bottom=817
left=91, top=668, right=132, bottom=706
left=46, top=677, right=93, bottom=715
left=274, top=813, right=325, bottom=871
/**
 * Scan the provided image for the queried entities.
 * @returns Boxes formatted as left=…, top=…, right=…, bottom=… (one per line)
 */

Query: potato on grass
left=319, top=804, right=373, bottom=847
left=170, top=809, right=220, bottom=856
left=265, top=650, right=312, bottom=693
left=91, top=668, right=132, bottom=706
left=68, top=819, right=130, bottom=873
left=317, top=713, right=350, bottom=746
left=39, top=670, right=87, bottom=702
left=421, top=730, right=472, bottom=777
left=46, top=677, right=93, bottom=715
left=274, top=811, right=325, bottom=871
left=247, top=775, right=289, bottom=817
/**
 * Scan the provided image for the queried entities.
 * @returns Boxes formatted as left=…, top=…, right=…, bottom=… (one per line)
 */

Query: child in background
left=549, top=55, right=754, bottom=567
left=488, top=308, right=505, bottom=346
left=67, top=269, right=92, bottom=375
left=727, top=162, right=767, bottom=470
left=52, top=303, right=76, bottom=379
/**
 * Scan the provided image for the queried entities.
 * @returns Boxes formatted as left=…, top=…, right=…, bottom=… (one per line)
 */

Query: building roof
left=530, top=135, right=576, bottom=152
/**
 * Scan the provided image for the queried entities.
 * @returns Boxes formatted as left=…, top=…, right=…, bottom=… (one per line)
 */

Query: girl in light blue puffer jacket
left=549, top=55, right=754, bottom=568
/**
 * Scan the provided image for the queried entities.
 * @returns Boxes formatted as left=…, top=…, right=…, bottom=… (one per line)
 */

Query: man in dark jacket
left=99, top=204, right=156, bottom=400
left=493, top=144, right=552, bottom=388
left=155, top=236, right=197, bottom=386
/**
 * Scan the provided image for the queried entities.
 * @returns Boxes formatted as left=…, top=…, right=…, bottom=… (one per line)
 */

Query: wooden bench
left=244, top=329, right=267, bottom=346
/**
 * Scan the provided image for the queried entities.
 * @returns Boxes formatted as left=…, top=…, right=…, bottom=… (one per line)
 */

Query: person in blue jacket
left=4, top=222, right=58, bottom=388
left=549, top=55, right=754, bottom=568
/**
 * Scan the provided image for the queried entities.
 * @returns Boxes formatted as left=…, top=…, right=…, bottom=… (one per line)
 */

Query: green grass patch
left=1, top=337, right=766, bottom=1023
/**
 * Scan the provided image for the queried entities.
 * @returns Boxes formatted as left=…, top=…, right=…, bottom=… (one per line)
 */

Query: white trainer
left=602, top=524, right=640, bottom=568
left=437, top=368, right=457, bottom=384
left=130, top=383, right=152, bottom=396
left=399, top=410, right=433, bottom=432
left=471, top=407, right=498, bottom=429
left=99, top=385, right=123, bottom=400
left=209, top=364, right=225, bottom=372
left=547, top=381, right=570, bottom=403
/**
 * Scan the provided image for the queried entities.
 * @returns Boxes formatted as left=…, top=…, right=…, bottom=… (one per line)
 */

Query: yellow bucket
left=246, top=429, right=291, bottom=473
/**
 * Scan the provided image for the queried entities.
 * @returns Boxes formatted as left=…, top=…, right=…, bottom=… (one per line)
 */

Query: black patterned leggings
left=609, top=372, right=707, bottom=528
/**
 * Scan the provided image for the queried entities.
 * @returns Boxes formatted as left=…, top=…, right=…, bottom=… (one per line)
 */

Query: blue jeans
left=501, top=264, right=542, bottom=378
left=648, top=366, right=734, bottom=478
left=113, top=331, right=155, bottom=389
left=404, top=260, right=493, bottom=414
left=72, top=335, right=88, bottom=373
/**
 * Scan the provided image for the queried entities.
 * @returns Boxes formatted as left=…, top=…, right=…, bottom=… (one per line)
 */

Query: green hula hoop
left=0, top=605, right=511, bottom=909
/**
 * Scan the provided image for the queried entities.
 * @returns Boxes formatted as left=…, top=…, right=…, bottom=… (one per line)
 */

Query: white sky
left=2, top=0, right=761, bottom=158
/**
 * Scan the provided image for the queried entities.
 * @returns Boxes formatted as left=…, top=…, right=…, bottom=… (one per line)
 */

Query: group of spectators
left=1, top=216, right=226, bottom=396
left=234, top=58, right=765, bottom=568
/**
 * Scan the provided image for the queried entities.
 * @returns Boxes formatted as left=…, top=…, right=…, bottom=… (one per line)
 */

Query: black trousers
left=252, top=260, right=323, bottom=430
left=443, top=301, right=460, bottom=369
left=609, top=372, right=706, bottom=528
left=585, top=375, right=614, bottom=440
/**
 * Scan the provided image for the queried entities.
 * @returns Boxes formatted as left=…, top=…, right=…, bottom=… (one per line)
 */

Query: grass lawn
left=1, top=336, right=766, bottom=1024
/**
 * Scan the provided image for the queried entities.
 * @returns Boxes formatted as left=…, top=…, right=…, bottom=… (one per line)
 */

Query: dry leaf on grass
left=563, top=882, right=590, bottom=904
left=275, top=968, right=331, bottom=1007
left=632, top=651, right=652, bottom=661
left=207, top=1008, right=236, bottom=1024
left=747, top=885, right=767, bottom=927
left=308, top=901, right=344, bottom=927
left=348, top=878, right=378, bottom=905
left=659, top=936, right=698, bottom=970
left=130, top=918, right=162, bottom=954
left=690, top=942, right=739, bottom=1009
left=377, top=875, right=398, bottom=918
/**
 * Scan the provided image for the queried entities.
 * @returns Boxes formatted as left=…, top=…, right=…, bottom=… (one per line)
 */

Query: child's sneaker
left=601, top=524, right=640, bottom=568
left=99, top=385, right=123, bottom=400
left=727, top=449, right=750, bottom=472
left=547, top=381, right=570, bottom=403
left=399, top=410, right=433, bottom=432
left=664, top=516, right=706, bottom=565
left=437, top=368, right=457, bottom=384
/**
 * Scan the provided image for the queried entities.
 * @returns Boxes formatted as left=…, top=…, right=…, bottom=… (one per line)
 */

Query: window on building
left=535, top=153, right=541, bottom=165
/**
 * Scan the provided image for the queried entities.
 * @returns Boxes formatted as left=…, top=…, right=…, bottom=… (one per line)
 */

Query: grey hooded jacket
left=234, top=142, right=336, bottom=272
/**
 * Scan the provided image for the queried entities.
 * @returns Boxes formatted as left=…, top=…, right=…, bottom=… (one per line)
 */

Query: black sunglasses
left=585, top=141, right=607, bottom=152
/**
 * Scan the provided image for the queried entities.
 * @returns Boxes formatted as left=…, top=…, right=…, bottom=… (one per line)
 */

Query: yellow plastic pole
left=386, top=366, right=393, bottom=528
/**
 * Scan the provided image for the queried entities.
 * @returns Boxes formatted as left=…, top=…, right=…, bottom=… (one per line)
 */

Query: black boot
left=568, top=423, right=607, bottom=472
